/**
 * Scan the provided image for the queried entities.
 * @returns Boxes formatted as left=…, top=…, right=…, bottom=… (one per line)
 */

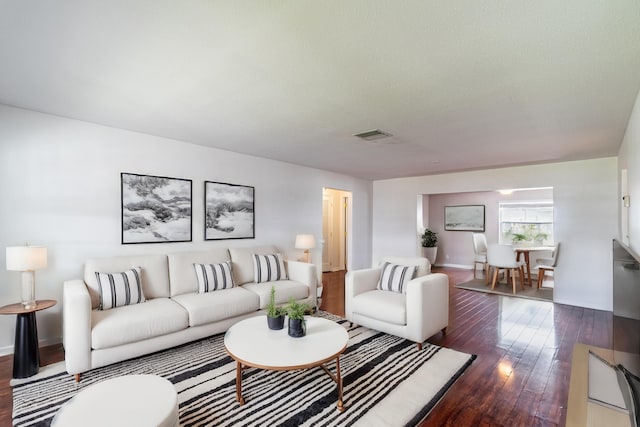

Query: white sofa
left=345, top=256, right=448, bottom=349
left=63, top=246, right=316, bottom=379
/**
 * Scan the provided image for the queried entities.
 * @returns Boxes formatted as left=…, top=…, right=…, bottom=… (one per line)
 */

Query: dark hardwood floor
left=0, top=267, right=611, bottom=426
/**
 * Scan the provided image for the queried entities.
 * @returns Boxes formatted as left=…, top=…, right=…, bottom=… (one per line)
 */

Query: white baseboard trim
left=434, top=263, right=473, bottom=270
left=0, top=336, right=62, bottom=357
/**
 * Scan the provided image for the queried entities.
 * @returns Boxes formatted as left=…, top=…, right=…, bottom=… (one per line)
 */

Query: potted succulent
left=511, top=233, right=528, bottom=247
left=285, top=297, right=311, bottom=338
left=420, top=228, right=438, bottom=264
left=266, top=286, right=285, bottom=330
left=533, top=232, right=548, bottom=246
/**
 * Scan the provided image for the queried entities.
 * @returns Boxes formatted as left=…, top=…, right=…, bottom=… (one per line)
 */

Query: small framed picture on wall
left=444, top=205, right=485, bottom=231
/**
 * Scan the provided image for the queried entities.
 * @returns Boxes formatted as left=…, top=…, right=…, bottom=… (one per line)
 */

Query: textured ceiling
left=1, top=1, right=640, bottom=180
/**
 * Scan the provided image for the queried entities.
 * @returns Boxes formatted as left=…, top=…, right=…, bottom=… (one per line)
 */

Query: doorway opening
left=322, top=188, right=351, bottom=272
left=321, top=188, right=351, bottom=317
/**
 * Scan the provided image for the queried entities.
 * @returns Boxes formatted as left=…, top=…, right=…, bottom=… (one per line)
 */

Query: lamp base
left=21, top=271, right=36, bottom=310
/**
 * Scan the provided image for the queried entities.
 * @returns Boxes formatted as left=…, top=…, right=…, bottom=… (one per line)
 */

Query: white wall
left=619, top=88, right=640, bottom=254
left=373, top=158, right=618, bottom=311
left=0, top=105, right=373, bottom=354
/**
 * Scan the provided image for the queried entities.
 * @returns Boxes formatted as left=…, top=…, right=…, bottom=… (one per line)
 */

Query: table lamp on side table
left=6, top=246, right=47, bottom=309
left=295, top=234, right=315, bottom=263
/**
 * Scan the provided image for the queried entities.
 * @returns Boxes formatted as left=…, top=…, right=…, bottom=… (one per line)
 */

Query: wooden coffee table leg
left=236, top=361, right=245, bottom=405
left=336, top=355, right=344, bottom=412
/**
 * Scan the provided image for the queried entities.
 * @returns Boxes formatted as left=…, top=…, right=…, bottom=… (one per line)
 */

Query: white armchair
left=345, top=256, right=449, bottom=350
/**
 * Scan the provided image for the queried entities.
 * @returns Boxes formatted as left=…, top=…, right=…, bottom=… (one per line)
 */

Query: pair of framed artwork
left=121, top=172, right=254, bottom=244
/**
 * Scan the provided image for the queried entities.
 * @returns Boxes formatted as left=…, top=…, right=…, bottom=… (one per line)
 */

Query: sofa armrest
left=285, top=260, right=318, bottom=307
left=405, top=272, right=449, bottom=343
left=63, top=279, right=92, bottom=375
left=345, top=267, right=382, bottom=321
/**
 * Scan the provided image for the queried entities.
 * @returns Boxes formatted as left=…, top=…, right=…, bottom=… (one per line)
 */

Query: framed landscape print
left=205, top=181, right=255, bottom=240
left=121, top=173, right=192, bottom=244
left=444, top=205, right=485, bottom=231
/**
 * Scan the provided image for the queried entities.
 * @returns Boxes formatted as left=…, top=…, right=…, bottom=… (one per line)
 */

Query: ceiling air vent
left=353, top=129, right=393, bottom=141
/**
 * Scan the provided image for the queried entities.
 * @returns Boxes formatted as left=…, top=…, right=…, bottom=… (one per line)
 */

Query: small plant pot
left=267, top=314, right=285, bottom=330
left=288, top=318, right=306, bottom=338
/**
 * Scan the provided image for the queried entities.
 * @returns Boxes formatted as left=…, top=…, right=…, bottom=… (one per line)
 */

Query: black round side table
left=0, top=299, right=56, bottom=379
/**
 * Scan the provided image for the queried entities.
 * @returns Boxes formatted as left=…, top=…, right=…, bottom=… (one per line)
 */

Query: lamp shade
left=6, top=246, right=48, bottom=271
left=295, top=234, right=316, bottom=250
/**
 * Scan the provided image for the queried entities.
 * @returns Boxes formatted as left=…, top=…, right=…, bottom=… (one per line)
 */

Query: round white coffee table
left=224, top=316, right=349, bottom=411
left=51, top=374, right=179, bottom=427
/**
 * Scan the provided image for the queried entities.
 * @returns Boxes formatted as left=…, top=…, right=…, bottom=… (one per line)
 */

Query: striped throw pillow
left=253, top=253, right=288, bottom=283
left=95, top=267, right=146, bottom=310
left=377, top=262, right=417, bottom=294
left=194, top=261, right=235, bottom=293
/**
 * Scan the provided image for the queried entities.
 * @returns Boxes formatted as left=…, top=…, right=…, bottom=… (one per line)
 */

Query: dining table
left=514, top=246, right=555, bottom=287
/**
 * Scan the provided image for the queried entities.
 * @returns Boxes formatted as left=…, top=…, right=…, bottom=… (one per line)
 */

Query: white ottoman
left=52, top=374, right=179, bottom=427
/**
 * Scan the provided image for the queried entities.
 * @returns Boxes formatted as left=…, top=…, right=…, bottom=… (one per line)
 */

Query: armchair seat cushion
left=352, top=290, right=406, bottom=326
left=91, top=298, right=188, bottom=350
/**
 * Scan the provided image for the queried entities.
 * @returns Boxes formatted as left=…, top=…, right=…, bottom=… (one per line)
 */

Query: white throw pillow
left=377, top=262, right=417, bottom=294
left=95, top=267, right=146, bottom=310
left=253, top=253, right=288, bottom=283
left=194, top=261, right=235, bottom=293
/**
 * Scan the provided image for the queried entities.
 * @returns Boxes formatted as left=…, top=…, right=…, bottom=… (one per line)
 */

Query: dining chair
left=472, top=233, right=488, bottom=280
left=487, top=244, right=525, bottom=294
left=535, top=243, right=560, bottom=288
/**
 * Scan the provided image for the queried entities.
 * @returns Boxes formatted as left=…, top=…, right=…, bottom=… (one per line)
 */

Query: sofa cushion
left=91, top=298, right=188, bottom=349
left=167, top=249, right=231, bottom=296
left=352, top=290, right=406, bottom=326
left=229, top=246, right=279, bottom=285
left=194, top=261, right=235, bottom=293
left=171, top=287, right=260, bottom=327
left=377, top=262, right=416, bottom=294
left=95, top=267, right=146, bottom=310
left=242, top=280, right=309, bottom=309
left=253, top=253, right=287, bottom=283
left=85, top=255, right=170, bottom=310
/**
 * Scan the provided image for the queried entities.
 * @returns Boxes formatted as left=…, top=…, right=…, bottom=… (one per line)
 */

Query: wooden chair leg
left=491, top=267, right=499, bottom=289
left=511, top=268, right=517, bottom=294
left=417, top=342, right=423, bottom=351
left=537, top=267, right=547, bottom=289
left=473, top=262, right=478, bottom=279
left=537, top=269, right=543, bottom=289
left=75, top=373, right=81, bottom=382
left=519, top=266, right=525, bottom=290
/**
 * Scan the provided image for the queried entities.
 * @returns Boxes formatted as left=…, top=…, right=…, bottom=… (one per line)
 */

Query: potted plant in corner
left=285, top=297, right=311, bottom=338
left=266, top=286, right=285, bottom=330
left=420, top=228, right=438, bottom=265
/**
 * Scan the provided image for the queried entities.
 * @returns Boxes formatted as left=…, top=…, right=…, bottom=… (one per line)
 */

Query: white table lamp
left=6, top=246, right=47, bottom=309
left=295, top=234, right=315, bottom=263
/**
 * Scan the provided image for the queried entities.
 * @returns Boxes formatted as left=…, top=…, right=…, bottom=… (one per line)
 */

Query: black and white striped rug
left=12, top=312, right=475, bottom=426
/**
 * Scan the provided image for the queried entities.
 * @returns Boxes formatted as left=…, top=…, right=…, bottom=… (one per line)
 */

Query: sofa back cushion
left=380, top=256, right=431, bottom=278
left=167, top=249, right=231, bottom=296
left=229, top=246, right=279, bottom=285
left=84, top=255, right=169, bottom=310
